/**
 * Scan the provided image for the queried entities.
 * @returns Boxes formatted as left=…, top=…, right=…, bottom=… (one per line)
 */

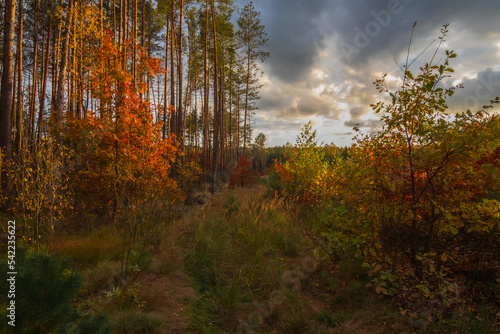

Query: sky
left=232, top=0, right=500, bottom=147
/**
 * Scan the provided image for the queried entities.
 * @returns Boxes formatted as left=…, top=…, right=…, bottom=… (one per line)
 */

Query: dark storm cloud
left=332, top=0, right=500, bottom=66
left=253, top=0, right=329, bottom=83
left=286, top=94, right=334, bottom=118
left=259, top=88, right=337, bottom=119
left=448, top=68, right=500, bottom=112
left=250, top=0, right=500, bottom=87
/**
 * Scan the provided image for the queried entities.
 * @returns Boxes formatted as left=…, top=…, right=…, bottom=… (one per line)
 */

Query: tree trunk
left=99, top=0, right=103, bottom=35
left=169, top=4, right=176, bottom=135
left=113, top=0, right=116, bottom=39
left=14, top=0, right=23, bottom=155
left=121, top=0, right=128, bottom=67
left=0, top=0, right=16, bottom=157
left=202, top=0, right=209, bottom=173
left=76, top=29, right=83, bottom=119
left=163, top=11, right=169, bottom=139
left=141, top=0, right=145, bottom=46
left=177, top=0, right=184, bottom=152
left=210, top=0, right=219, bottom=193
left=219, top=64, right=225, bottom=170
left=28, top=0, right=40, bottom=148
left=228, top=58, right=233, bottom=163
left=132, top=0, right=137, bottom=87
left=53, top=0, right=74, bottom=142
left=37, top=2, right=52, bottom=145
left=194, top=71, right=198, bottom=157
left=118, top=0, right=122, bottom=47
left=236, top=89, right=240, bottom=160
left=243, top=49, right=250, bottom=153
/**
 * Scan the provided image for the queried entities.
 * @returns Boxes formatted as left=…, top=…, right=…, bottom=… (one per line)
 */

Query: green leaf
left=449, top=226, right=458, bottom=235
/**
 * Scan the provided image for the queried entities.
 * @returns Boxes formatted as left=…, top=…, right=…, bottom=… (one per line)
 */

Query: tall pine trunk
left=243, top=49, right=250, bottom=153
left=163, top=12, right=169, bottom=139
left=202, top=0, right=209, bottom=173
left=28, top=0, right=40, bottom=149
left=177, top=0, right=184, bottom=152
left=0, top=0, right=16, bottom=157
left=53, top=0, right=73, bottom=142
left=14, top=0, right=23, bottom=155
left=37, top=2, right=52, bottom=145
left=169, top=5, right=176, bottom=135
left=210, top=0, right=219, bottom=193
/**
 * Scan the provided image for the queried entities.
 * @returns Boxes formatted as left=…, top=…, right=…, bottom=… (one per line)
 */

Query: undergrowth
left=183, top=186, right=412, bottom=333
left=3, top=184, right=494, bottom=333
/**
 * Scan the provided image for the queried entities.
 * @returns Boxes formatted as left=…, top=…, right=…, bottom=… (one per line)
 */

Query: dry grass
left=136, top=272, right=195, bottom=333
left=110, top=308, right=165, bottom=334
left=50, top=226, right=122, bottom=265
left=80, top=260, right=122, bottom=296
left=124, top=193, right=203, bottom=333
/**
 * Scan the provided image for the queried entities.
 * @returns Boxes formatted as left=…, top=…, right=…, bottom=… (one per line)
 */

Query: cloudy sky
left=232, top=0, right=500, bottom=147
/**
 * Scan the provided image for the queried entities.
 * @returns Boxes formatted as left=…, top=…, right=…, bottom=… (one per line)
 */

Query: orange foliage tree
left=229, top=155, right=257, bottom=188
left=65, top=33, right=180, bottom=221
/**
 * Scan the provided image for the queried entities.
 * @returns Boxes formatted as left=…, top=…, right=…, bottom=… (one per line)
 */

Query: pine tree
left=236, top=1, right=269, bottom=153
left=0, top=247, right=111, bottom=333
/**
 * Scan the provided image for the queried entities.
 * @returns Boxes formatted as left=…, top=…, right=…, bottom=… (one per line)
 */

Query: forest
left=0, top=0, right=499, bottom=333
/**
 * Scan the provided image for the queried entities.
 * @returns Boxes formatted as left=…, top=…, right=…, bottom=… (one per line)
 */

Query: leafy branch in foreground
left=348, top=23, right=500, bottom=281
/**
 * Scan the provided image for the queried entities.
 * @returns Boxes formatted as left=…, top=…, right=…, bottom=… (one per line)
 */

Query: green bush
left=0, top=247, right=111, bottom=334
left=272, top=121, right=331, bottom=203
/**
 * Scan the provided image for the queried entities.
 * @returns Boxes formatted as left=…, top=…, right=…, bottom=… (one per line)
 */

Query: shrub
left=0, top=247, right=110, bottom=333
left=336, top=25, right=500, bottom=291
left=229, top=155, right=257, bottom=188
left=178, top=160, right=204, bottom=204
left=272, top=121, right=332, bottom=204
left=7, top=140, right=72, bottom=250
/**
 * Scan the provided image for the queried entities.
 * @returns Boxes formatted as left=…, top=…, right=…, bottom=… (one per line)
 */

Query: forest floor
left=176, top=185, right=410, bottom=333
left=47, top=183, right=498, bottom=333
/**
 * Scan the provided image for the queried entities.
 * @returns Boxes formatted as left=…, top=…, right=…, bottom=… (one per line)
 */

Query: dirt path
left=136, top=189, right=220, bottom=333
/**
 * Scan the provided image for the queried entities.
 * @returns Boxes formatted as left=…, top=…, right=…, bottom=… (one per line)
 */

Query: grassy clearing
left=184, top=185, right=299, bottom=332
left=18, top=184, right=495, bottom=333
left=182, top=185, right=497, bottom=333
left=182, top=185, right=412, bottom=333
